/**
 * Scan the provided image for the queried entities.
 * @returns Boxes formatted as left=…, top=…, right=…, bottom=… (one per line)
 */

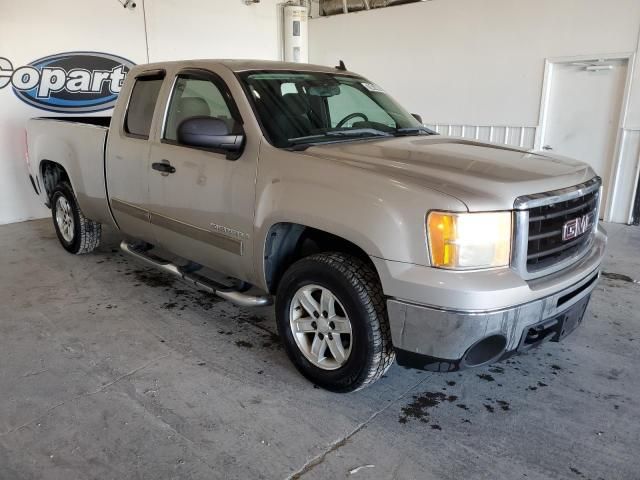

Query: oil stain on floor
left=398, top=392, right=458, bottom=425
left=398, top=358, right=565, bottom=428
left=601, top=271, right=638, bottom=284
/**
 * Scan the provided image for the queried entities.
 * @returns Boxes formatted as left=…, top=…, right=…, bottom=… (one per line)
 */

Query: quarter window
left=164, top=75, right=235, bottom=142
left=124, top=76, right=163, bottom=138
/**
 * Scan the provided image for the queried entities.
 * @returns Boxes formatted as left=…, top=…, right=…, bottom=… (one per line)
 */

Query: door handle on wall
left=542, top=145, right=553, bottom=151
left=152, top=161, right=176, bottom=174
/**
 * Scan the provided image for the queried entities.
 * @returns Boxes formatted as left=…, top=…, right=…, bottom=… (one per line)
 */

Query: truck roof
left=130, top=59, right=353, bottom=75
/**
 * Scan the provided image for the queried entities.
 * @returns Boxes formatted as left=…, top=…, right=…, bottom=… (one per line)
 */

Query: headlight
left=427, top=211, right=512, bottom=270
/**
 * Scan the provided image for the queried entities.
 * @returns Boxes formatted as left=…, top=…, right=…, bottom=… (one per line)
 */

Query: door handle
left=152, top=161, right=176, bottom=174
left=542, top=145, right=553, bottom=151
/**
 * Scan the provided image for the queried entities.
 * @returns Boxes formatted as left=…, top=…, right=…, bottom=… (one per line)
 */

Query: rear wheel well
left=264, top=222, right=378, bottom=294
left=40, top=160, right=70, bottom=207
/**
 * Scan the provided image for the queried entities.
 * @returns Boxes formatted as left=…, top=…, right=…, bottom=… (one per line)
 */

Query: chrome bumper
left=387, top=260, right=602, bottom=372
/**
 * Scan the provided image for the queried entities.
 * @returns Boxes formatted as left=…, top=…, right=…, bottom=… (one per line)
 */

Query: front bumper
left=382, top=229, right=606, bottom=371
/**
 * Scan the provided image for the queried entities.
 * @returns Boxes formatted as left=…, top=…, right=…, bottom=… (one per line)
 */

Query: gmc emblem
left=562, top=212, right=595, bottom=241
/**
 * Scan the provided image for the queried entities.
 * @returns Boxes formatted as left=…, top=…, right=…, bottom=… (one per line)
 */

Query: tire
left=51, top=181, right=101, bottom=254
left=276, top=252, right=394, bottom=392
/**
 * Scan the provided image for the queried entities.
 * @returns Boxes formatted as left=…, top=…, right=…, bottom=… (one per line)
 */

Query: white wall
left=309, top=0, right=640, bottom=223
left=0, top=0, right=147, bottom=225
left=144, top=0, right=281, bottom=62
left=5, top=0, right=638, bottom=224
left=0, top=0, right=282, bottom=225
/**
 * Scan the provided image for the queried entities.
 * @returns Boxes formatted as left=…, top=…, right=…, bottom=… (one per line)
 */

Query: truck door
left=147, top=68, right=257, bottom=282
left=106, top=70, right=165, bottom=243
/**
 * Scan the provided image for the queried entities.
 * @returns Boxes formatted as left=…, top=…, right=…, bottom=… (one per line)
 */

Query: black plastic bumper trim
left=395, top=349, right=462, bottom=372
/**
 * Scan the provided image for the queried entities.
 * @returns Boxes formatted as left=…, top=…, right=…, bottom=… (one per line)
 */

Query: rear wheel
left=51, top=182, right=101, bottom=254
left=276, top=252, right=394, bottom=392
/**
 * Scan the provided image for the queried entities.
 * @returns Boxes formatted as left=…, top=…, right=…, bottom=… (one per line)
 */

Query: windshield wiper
left=394, top=126, right=437, bottom=137
left=324, top=128, right=392, bottom=138
left=288, top=129, right=392, bottom=149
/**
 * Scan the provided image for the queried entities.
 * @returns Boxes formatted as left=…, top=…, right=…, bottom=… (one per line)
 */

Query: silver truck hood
left=302, top=136, right=596, bottom=211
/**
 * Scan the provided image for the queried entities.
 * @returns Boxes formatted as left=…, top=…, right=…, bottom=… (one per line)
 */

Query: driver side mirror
left=177, top=116, right=244, bottom=158
left=411, top=113, right=423, bottom=124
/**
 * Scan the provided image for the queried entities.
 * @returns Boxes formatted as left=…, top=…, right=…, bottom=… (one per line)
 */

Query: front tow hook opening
left=520, top=319, right=559, bottom=351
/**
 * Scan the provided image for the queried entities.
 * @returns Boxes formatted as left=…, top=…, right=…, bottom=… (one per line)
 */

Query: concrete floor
left=0, top=219, right=638, bottom=480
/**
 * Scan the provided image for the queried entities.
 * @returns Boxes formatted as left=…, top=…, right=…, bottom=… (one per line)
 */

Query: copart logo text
left=0, top=51, right=135, bottom=113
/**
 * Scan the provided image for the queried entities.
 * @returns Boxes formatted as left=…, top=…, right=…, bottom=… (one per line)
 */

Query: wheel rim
left=55, top=196, right=74, bottom=243
left=289, top=284, right=353, bottom=370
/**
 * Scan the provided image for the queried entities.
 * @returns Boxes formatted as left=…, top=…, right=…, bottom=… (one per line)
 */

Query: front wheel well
left=40, top=160, right=70, bottom=207
left=264, top=222, right=378, bottom=294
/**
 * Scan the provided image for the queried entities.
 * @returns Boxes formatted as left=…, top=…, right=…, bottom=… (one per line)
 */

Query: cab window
left=164, top=75, right=236, bottom=143
left=124, top=75, right=164, bottom=138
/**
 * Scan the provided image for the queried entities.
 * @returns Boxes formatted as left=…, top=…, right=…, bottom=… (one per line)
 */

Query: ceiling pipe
left=321, top=0, right=421, bottom=16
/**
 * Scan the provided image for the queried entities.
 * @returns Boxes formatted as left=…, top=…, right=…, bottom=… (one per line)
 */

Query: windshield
left=239, top=70, right=433, bottom=148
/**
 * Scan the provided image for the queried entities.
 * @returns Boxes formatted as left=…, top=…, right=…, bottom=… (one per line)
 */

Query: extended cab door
left=147, top=67, right=257, bottom=282
left=106, top=70, right=165, bottom=243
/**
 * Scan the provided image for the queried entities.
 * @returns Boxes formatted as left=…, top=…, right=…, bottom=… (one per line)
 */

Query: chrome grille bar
left=511, top=177, right=602, bottom=280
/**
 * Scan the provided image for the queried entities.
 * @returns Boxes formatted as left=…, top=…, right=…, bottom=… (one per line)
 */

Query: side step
left=120, top=241, right=272, bottom=308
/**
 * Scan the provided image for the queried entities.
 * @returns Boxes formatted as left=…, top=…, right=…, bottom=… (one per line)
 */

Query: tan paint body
left=26, top=59, right=602, bottom=315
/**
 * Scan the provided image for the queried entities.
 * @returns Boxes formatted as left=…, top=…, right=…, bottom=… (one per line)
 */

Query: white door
left=539, top=58, right=628, bottom=215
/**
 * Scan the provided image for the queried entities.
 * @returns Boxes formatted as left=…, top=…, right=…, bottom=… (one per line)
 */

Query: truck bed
left=26, top=117, right=114, bottom=226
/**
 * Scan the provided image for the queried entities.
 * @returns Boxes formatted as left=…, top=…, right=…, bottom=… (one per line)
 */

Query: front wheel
left=276, top=253, right=394, bottom=392
left=51, top=181, right=101, bottom=254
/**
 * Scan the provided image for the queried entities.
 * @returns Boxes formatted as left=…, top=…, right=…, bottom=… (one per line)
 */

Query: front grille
left=526, top=190, right=598, bottom=272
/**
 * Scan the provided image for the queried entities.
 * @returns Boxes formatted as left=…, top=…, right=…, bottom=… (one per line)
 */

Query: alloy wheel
left=289, top=284, right=353, bottom=370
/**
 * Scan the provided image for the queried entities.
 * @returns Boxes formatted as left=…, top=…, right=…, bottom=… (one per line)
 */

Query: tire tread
left=295, top=252, right=394, bottom=391
left=54, top=182, right=101, bottom=254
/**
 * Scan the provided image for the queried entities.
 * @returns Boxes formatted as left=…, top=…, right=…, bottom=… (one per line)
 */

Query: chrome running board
left=120, top=240, right=272, bottom=308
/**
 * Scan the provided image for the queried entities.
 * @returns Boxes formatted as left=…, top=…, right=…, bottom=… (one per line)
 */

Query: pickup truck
left=26, top=59, right=606, bottom=392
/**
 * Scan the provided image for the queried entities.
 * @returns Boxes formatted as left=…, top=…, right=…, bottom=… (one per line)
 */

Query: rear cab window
left=124, top=73, right=165, bottom=139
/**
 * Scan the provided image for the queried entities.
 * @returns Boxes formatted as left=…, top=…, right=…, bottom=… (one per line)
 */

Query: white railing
left=425, top=124, right=538, bottom=150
